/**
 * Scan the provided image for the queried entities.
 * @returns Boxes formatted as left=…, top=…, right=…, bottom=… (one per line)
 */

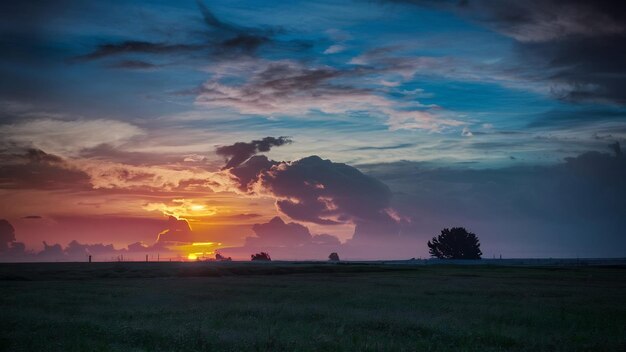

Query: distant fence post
left=145, top=254, right=148, bottom=262
left=88, top=255, right=92, bottom=263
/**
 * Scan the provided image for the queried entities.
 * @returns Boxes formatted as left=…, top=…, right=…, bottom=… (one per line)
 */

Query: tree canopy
left=427, top=227, right=482, bottom=259
left=251, top=252, right=271, bottom=261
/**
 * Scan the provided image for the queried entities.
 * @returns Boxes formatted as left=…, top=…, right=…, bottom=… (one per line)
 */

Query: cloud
left=311, top=233, right=341, bottom=246
left=195, top=59, right=461, bottom=131
left=143, top=199, right=218, bottom=219
left=216, top=136, right=292, bottom=169
left=155, top=216, right=193, bottom=243
left=0, top=219, right=16, bottom=252
left=218, top=217, right=343, bottom=260
left=106, top=60, right=158, bottom=70
left=0, top=145, right=231, bottom=193
left=388, top=0, right=626, bottom=105
left=65, top=240, right=116, bottom=258
left=76, top=159, right=230, bottom=192
left=37, top=241, right=64, bottom=260
left=228, top=154, right=401, bottom=242
left=0, top=119, right=143, bottom=156
left=229, top=155, right=278, bottom=192
left=22, top=215, right=42, bottom=219
left=359, top=142, right=626, bottom=257
left=324, top=44, right=346, bottom=54
left=72, top=1, right=302, bottom=66
left=0, top=148, right=91, bottom=190
left=0, top=217, right=196, bottom=262
left=246, top=216, right=312, bottom=247
left=73, top=41, right=201, bottom=62
left=351, top=143, right=416, bottom=151
left=455, top=0, right=625, bottom=43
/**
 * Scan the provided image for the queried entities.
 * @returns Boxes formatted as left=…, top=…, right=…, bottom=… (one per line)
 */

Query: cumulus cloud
left=64, top=240, right=116, bottom=258
left=227, top=152, right=401, bottom=242
left=246, top=216, right=312, bottom=247
left=155, top=216, right=194, bottom=243
left=218, top=216, right=342, bottom=260
left=216, top=136, right=292, bottom=169
left=0, top=216, right=193, bottom=262
left=37, top=241, right=64, bottom=260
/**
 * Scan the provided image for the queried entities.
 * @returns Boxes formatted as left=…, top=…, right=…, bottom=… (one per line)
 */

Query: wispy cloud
left=195, top=58, right=462, bottom=131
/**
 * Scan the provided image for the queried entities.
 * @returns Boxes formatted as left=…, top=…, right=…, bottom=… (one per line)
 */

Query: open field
left=1, top=262, right=625, bottom=351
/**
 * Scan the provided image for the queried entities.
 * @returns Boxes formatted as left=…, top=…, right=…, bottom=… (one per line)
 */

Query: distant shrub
left=427, top=227, right=482, bottom=259
left=251, top=252, right=271, bottom=261
left=215, top=252, right=232, bottom=261
left=328, top=252, right=340, bottom=261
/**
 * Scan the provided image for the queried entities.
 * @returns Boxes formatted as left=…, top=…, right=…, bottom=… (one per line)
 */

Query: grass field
left=1, top=262, right=625, bottom=351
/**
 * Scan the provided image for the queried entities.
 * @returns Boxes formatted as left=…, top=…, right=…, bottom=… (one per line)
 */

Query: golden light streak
left=192, top=242, right=220, bottom=246
left=143, top=199, right=219, bottom=220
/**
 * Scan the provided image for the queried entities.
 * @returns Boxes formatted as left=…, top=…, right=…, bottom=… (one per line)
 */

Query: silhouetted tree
left=251, top=252, right=271, bottom=261
left=215, top=252, right=232, bottom=261
left=427, top=227, right=482, bottom=259
left=328, top=252, right=340, bottom=261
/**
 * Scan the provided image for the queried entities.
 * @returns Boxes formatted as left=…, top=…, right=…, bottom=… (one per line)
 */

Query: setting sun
left=191, top=204, right=205, bottom=211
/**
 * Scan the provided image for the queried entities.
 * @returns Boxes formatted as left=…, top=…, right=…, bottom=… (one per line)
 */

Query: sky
left=0, top=0, right=625, bottom=261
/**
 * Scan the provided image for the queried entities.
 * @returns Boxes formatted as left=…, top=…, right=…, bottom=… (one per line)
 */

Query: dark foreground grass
left=0, top=263, right=625, bottom=351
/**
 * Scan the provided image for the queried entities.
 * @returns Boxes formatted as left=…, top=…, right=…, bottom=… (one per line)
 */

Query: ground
left=1, top=262, right=625, bottom=351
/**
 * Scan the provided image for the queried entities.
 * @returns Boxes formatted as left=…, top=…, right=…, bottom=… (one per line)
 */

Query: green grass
left=0, top=263, right=625, bottom=351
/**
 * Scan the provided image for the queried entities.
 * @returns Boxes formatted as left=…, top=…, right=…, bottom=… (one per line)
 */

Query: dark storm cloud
left=0, top=148, right=91, bottom=190
left=229, top=155, right=278, bottom=192
left=216, top=136, right=291, bottom=169
left=155, top=216, right=193, bottom=243
left=229, top=154, right=401, bottom=242
left=386, top=0, right=626, bottom=105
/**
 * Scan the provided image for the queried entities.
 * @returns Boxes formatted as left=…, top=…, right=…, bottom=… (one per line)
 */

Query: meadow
left=0, top=262, right=625, bottom=351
